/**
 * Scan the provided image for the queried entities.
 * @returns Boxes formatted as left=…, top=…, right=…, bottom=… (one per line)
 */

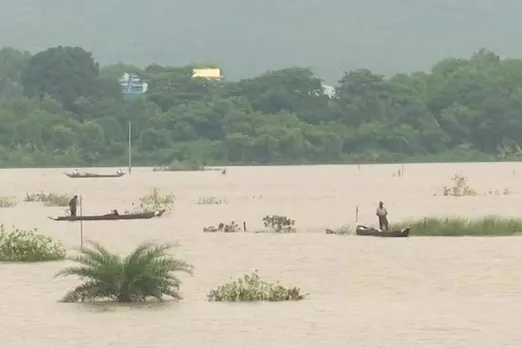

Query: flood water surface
left=1, top=163, right=522, bottom=347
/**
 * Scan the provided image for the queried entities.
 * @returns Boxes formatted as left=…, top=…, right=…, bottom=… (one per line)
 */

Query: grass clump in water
left=207, top=270, right=307, bottom=302
left=129, top=187, right=176, bottom=213
left=0, top=196, right=17, bottom=208
left=196, top=196, right=227, bottom=205
left=0, top=224, right=66, bottom=262
left=153, top=162, right=204, bottom=172
left=24, top=191, right=70, bottom=207
left=56, top=241, right=194, bottom=303
left=441, top=175, right=477, bottom=196
left=393, top=216, right=522, bottom=236
left=263, top=215, right=296, bottom=233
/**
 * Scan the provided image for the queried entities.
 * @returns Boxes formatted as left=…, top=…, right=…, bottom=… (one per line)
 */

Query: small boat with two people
left=64, top=168, right=126, bottom=178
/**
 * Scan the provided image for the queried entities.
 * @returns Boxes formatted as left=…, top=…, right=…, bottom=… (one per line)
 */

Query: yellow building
left=192, top=68, right=222, bottom=81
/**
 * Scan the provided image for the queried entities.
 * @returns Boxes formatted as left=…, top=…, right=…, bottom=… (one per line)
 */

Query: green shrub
left=393, top=216, right=522, bottom=236
left=208, top=271, right=307, bottom=302
left=263, top=215, right=296, bottom=233
left=0, top=196, right=17, bottom=208
left=129, top=187, right=176, bottom=213
left=0, top=224, right=66, bottom=261
left=24, top=191, right=70, bottom=206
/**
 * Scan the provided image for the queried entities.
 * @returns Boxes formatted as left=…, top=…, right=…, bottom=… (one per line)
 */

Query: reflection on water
left=1, top=163, right=522, bottom=347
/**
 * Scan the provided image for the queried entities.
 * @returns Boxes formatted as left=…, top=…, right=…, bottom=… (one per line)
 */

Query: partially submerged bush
left=0, top=224, right=66, bottom=262
left=263, top=215, right=296, bottom=233
left=325, top=225, right=353, bottom=235
left=197, top=196, right=227, bottom=205
left=203, top=221, right=242, bottom=232
left=0, top=196, right=17, bottom=208
left=207, top=270, right=307, bottom=302
left=438, top=175, right=510, bottom=196
left=24, top=191, right=70, bottom=206
left=56, top=241, right=194, bottom=303
left=393, top=216, right=522, bottom=236
left=153, top=162, right=204, bottom=172
left=130, top=187, right=176, bottom=213
left=442, top=175, right=477, bottom=196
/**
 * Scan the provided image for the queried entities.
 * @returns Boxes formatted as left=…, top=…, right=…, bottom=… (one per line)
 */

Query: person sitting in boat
left=73, top=169, right=79, bottom=176
left=69, top=195, right=78, bottom=217
left=112, top=209, right=119, bottom=216
left=116, top=168, right=123, bottom=175
left=376, top=201, right=389, bottom=231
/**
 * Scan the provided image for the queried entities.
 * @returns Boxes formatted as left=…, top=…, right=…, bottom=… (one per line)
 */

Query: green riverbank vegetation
left=207, top=270, right=307, bottom=302
left=0, top=225, right=66, bottom=261
left=393, top=217, right=522, bottom=236
left=56, top=241, right=194, bottom=303
left=1, top=46, right=522, bottom=167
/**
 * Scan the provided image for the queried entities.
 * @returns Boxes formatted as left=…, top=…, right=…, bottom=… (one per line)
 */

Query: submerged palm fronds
left=55, top=241, right=194, bottom=303
left=208, top=270, right=307, bottom=302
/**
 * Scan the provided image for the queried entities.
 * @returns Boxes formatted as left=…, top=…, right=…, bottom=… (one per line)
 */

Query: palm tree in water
left=55, top=240, right=194, bottom=302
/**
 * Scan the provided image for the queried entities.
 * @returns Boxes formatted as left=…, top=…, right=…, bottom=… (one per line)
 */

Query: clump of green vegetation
left=24, top=191, right=70, bottom=206
left=441, top=175, right=477, bottom=196
left=0, top=224, right=66, bottom=262
left=207, top=270, right=307, bottom=302
left=130, top=187, right=176, bottom=213
left=203, top=221, right=241, bottom=232
left=196, top=196, right=227, bottom=205
left=325, top=225, right=353, bottom=235
left=0, top=196, right=17, bottom=208
left=153, top=162, right=204, bottom=172
left=263, top=215, right=296, bottom=233
left=55, top=241, right=194, bottom=303
left=393, top=216, right=522, bottom=236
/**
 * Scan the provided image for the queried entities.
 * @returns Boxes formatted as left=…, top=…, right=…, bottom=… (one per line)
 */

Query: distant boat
left=64, top=172, right=125, bottom=178
left=48, top=209, right=166, bottom=221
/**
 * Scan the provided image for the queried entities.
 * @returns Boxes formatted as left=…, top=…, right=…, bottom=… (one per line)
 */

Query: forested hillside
left=0, top=46, right=521, bottom=167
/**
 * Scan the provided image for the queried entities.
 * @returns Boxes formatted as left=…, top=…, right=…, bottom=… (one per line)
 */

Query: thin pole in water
left=79, top=195, right=83, bottom=249
left=355, top=205, right=359, bottom=225
left=128, top=121, right=132, bottom=174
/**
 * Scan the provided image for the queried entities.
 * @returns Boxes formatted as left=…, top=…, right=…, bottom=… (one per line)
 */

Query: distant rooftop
left=192, top=68, right=222, bottom=81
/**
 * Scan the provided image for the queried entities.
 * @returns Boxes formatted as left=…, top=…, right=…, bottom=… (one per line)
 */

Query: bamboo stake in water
left=79, top=195, right=83, bottom=249
left=128, top=121, right=132, bottom=174
left=355, top=205, right=359, bottom=226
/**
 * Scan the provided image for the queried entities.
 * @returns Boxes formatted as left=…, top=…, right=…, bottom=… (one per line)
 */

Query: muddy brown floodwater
left=1, top=163, right=522, bottom=347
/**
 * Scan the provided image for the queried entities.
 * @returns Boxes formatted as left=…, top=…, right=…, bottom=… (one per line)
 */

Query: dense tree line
left=0, top=46, right=520, bottom=167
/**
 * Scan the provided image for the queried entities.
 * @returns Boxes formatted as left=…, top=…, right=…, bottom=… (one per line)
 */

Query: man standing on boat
left=69, top=195, right=78, bottom=217
left=376, top=201, right=389, bottom=231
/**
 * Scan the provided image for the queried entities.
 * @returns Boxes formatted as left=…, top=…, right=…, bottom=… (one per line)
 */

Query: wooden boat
left=48, top=209, right=166, bottom=221
left=356, top=224, right=410, bottom=237
left=64, top=172, right=125, bottom=178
